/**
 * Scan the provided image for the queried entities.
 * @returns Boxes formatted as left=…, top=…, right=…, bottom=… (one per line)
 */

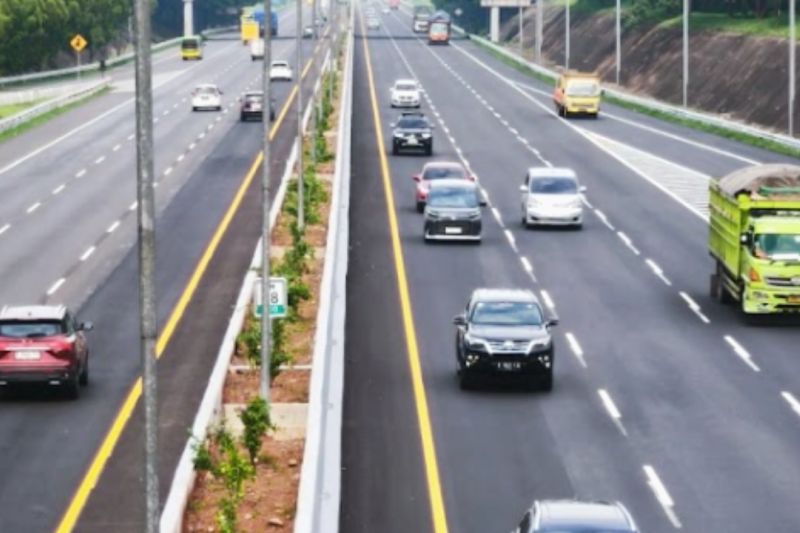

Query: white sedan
left=191, top=83, right=222, bottom=111
left=390, top=79, right=421, bottom=108
left=269, top=60, right=294, bottom=81
left=520, top=167, right=586, bottom=228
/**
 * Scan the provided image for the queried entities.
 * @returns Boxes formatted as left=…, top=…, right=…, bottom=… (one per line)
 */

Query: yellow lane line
left=54, top=41, right=326, bottom=533
left=358, top=9, right=450, bottom=533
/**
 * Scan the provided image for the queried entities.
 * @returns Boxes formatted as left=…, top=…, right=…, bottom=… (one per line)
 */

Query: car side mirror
left=479, top=198, right=487, bottom=207
left=80, top=321, right=94, bottom=331
left=219, top=90, right=224, bottom=95
left=429, top=124, right=436, bottom=130
left=579, top=185, right=587, bottom=193
left=412, top=174, right=421, bottom=182
left=453, top=314, right=466, bottom=326
left=519, top=184, right=527, bottom=193
left=545, top=318, right=559, bottom=328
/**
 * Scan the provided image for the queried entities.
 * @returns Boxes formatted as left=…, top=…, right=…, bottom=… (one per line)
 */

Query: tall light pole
left=565, top=0, right=570, bottom=69
left=260, top=0, right=273, bottom=402
left=535, top=0, right=543, bottom=64
left=296, top=0, right=305, bottom=231
left=183, top=0, right=194, bottom=36
left=132, top=0, right=159, bottom=527
left=615, top=0, right=621, bottom=84
left=519, top=5, right=524, bottom=58
left=790, top=0, right=796, bottom=136
left=682, top=0, right=689, bottom=107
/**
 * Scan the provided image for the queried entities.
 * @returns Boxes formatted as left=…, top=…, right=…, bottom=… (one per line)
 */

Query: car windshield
left=565, top=80, right=600, bottom=96
left=181, top=39, right=199, bottom=50
left=272, top=61, right=289, bottom=68
left=430, top=22, right=448, bottom=32
left=396, top=83, right=417, bottom=91
left=753, top=233, right=800, bottom=260
left=427, top=187, right=478, bottom=208
left=245, top=94, right=263, bottom=103
left=0, top=320, right=63, bottom=338
left=398, top=117, right=429, bottom=129
left=539, top=530, right=632, bottom=533
left=470, top=302, right=542, bottom=326
left=530, top=177, right=578, bottom=194
left=424, top=165, right=465, bottom=180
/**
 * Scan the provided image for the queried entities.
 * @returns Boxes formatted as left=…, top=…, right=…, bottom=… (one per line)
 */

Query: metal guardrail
left=0, top=27, right=234, bottom=89
left=454, top=24, right=800, bottom=153
left=0, top=78, right=110, bottom=134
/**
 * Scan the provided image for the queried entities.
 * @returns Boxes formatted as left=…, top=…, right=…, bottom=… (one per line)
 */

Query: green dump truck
left=709, top=164, right=800, bottom=315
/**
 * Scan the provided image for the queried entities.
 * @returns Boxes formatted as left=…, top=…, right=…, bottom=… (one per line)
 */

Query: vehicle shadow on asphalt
left=0, top=384, right=75, bottom=402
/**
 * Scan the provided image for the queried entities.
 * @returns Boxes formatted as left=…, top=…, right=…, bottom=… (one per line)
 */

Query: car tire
left=458, top=371, right=474, bottom=391
left=192, top=106, right=197, bottom=112
left=425, top=143, right=433, bottom=156
left=573, top=222, right=583, bottom=230
left=65, top=373, right=80, bottom=400
left=540, top=372, right=553, bottom=392
left=270, top=111, right=276, bottom=121
left=416, top=201, right=425, bottom=213
left=392, top=143, right=399, bottom=155
left=240, top=114, right=246, bottom=122
left=79, top=355, right=89, bottom=386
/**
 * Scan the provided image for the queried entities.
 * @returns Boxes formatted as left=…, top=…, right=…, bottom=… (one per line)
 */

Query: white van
left=250, top=38, right=265, bottom=60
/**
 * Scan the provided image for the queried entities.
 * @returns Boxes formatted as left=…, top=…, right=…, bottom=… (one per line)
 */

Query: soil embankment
left=503, top=9, right=798, bottom=133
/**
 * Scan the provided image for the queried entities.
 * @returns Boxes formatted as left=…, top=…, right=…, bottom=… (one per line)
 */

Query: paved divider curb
left=0, top=79, right=110, bottom=135
left=159, top=35, right=345, bottom=533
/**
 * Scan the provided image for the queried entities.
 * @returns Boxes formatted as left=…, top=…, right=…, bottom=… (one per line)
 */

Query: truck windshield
left=754, top=234, right=800, bottom=260
left=430, top=22, right=448, bottom=33
left=566, top=80, right=599, bottom=97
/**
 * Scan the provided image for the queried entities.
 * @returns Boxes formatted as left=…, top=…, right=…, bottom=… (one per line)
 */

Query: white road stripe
left=52, top=184, right=66, bottom=195
left=177, top=154, right=185, bottom=162
left=0, top=223, right=10, bottom=235
left=617, top=231, right=641, bottom=255
left=127, top=134, right=135, bottom=141
left=723, top=335, right=760, bottom=372
left=113, top=144, right=121, bottom=152
left=107, top=220, right=120, bottom=233
left=504, top=229, right=516, bottom=249
left=188, top=142, right=196, bottom=150
left=75, top=169, right=87, bottom=178
left=565, top=332, right=587, bottom=368
left=782, top=391, right=800, bottom=417
left=643, top=465, right=682, bottom=529
left=679, top=291, right=711, bottom=324
left=95, top=156, right=105, bottom=165
left=26, top=202, right=41, bottom=214
left=580, top=195, right=593, bottom=208
left=129, top=201, right=138, bottom=211
left=520, top=256, right=533, bottom=273
left=594, top=209, right=615, bottom=230
left=540, top=290, right=555, bottom=310
left=198, top=132, right=205, bottom=139
left=598, top=389, right=622, bottom=420
left=80, top=246, right=96, bottom=261
left=645, top=258, right=672, bottom=286
left=164, top=167, right=173, bottom=176
left=491, top=207, right=502, bottom=224
left=46, top=278, right=66, bottom=296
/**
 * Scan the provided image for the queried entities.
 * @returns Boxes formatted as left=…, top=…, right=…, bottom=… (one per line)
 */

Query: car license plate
left=444, top=227, right=462, bottom=234
left=407, top=138, right=418, bottom=145
left=251, top=104, right=261, bottom=110
left=497, top=361, right=521, bottom=371
left=14, top=350, right=41, bottom=361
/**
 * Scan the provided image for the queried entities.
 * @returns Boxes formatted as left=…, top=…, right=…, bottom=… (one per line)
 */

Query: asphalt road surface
left=341, top=3, right=800, bottom=533
left=0, top=5, right=335, bottom=531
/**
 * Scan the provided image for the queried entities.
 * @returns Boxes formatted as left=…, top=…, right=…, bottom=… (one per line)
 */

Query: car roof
left=423, top=161, right=464, bottom=171
left=428, top=179, right=477, bottom=190
left=0, top=305, right=67, bottom=321
left=195, top=83, right=218, bottom=89
left=536, top=500, right=635, bottom=530
left=528, top=167, right=577, bottom=179
left=271, top=60, right=289, bottom=65
left=470, top=288, right=539, bottom=304
left=244, top=90, right=263, bottom=96
left=394, top=78, right=418, bottom=86
left=561, top=70, right=599, bottom=80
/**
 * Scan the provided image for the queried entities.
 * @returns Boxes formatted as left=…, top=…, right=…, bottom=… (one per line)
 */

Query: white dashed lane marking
left=107, top=220, right=120, bottom=233
left=80, top=246, right=96, bottom=262
left=95, top=156, right=105, bottom=165
left=645, top=258, right=672, bottom=286
left=0, top=223, right=10, bottom=235
left=75, top=169, right=86, bottom=178
left=783, top=391, right=800, bottom=417
left=565, top=332, right=587, bottom=368
left=643, top=465, right=682, bottom=529
left=52, top=184, right=66, bottom=195
left=46, top=278, right=66, bottom=296
left=723, top=335, right=760, bottom=372
left=26, top=202, right=41, bottom=214
left=679, top=291, right=711, bottom=324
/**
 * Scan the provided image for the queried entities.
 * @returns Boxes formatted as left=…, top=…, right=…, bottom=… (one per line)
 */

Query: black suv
left=391, top=112, right=434, bottom=155
left=513, top=500, right=638, bottom=532
left=453, top=288, right=557, bottom=390
left=240, top=91, right=276, bottom=122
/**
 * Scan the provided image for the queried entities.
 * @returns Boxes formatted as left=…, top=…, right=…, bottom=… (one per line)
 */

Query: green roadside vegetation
left=0, top=86, right=110, bottom=144
left=470, top=37, right=800, bottom=160
left=659, top=12, right=798, bottom=39
left=0, top=100, right=43, bottom=119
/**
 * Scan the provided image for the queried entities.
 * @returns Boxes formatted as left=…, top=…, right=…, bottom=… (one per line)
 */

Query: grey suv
left=453, top=288, right=557, bottom=390
left=513, top=500, right=638, bottom=532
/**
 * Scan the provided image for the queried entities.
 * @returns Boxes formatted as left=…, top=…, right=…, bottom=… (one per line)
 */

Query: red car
left=0, top=305, right=92, bottom=399
left=412, top=161, right=475, bottom=212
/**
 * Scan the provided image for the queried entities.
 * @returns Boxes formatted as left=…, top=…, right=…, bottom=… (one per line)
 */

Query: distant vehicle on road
left=412, top=161, right=473, bottom=212
left=709, top=164, right=800, bottom=316
left=389, top=0, right=400, bottom=9
left=412, top=4, right=433, bottom=32
left=180, top=35, right=203, bottom=60
left=423, top=180, right=483, bottom=242
left=250, top=38, right=265, bottom=60
left=366, top=15, right=381, bottom=29
left=390, top=78, right=422, bottom=108
left=553, top=71, right=601, bottom=118
left=520, top=167, right=585, bottom=228
left=0, top=305, right=92, bottom=399
left=240, top=91, right=275, bottom=122
left=427, top=11, right=451, bottom=44
left=191, top=84, right=223, bottom=111
left=303, top=25, right=315, bottom=39
left=391, top=111, right=434, bottom=155
left=453, top=289, right=557, bottom=390
left=269, top=60, right=293, bottom=81
left=513, top=499, right=638, bottom=532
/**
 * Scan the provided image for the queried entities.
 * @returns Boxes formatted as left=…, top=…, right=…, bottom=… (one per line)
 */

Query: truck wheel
left=711, top=271, right=733, bottom=304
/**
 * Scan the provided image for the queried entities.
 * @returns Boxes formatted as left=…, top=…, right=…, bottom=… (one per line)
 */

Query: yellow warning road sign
left=70, top=34, right=88, bottom=52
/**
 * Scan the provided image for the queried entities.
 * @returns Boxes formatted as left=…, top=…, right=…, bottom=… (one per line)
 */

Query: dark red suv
left=0, top=305, right=92, bottom=399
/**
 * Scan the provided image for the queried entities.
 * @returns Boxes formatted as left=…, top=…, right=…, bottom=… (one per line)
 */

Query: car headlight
left=526, top=339, right=551, bottom=353
left=421, top=133, right=432, bottom=139
left=571, top=198, right=583, bottom=208
left=426, top=209, right=441, bottom=219
left=464, top=333, right=490, bottom=353
left=527, top=199, right=540, bottom=208
left=393, top=129, right=401, bottom=137
left=466, top=210, right=481, bottom=220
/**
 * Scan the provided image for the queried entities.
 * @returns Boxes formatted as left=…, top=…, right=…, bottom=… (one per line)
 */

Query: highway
left=342, top=4, right=800, bottom=533
left=0, top=5, right=332, bottom=531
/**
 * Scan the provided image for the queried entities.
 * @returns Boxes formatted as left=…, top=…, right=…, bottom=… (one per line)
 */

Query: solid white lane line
left=113, top=144, right=121, bottom=152
left=520, top=256, right=533, bottom=273
left=565, top=332, right=587, bottom=368
left=0, top=223, right=10, bottom=235
left=643, top=465, right=682, bottom=529
left=46, top=278, right=66, bottom=296
left=95, top=156, right=105, bottom=165
left=540, top=290, right=555, bottom=310
left=107, top=220, right=120, bottom=233
left=645, top=258, right=672, bottom=286
left=164, top=167, right=173, bottom=176
left=723, top=335, right=761, bottom=372
left=679, top=291, right=711, bottom=324
left=75, top=169, right=86, bottom=178
left=782, top=391, right=800, bottom=417
left=26, top=202, right=41, bottom=214
left=129, top=201, right=138, bottom=211
left=52, top=184, right=66, bottom=195
left=594, top=209, right=615, bottom=230
left=617, top=231, right=641, bottom=255
left=80, top=246, right=96, bottom=261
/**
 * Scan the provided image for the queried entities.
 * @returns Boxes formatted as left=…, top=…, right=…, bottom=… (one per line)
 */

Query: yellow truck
left=240, top=18, right=259, bottom=44
left=180, top=36, right=203, bottom=60
left=709, top=164, right=800, bottom=316
left=552, top=71, right=601, bottom=118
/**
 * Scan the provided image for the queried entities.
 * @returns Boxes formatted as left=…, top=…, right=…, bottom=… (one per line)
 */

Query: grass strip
left=0, top=86, right=111, bottom=144
left=0, top=100, right=43, bottom=119
left=471, top=37, right=800, bottom=159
